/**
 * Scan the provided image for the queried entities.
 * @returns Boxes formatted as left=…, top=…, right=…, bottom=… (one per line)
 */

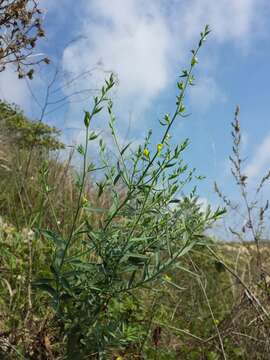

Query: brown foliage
left=0, top=0, right=49, bottom=78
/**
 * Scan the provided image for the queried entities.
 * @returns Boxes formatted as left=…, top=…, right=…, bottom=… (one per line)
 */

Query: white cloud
left=62, top=0, right=172, bottom=118
left=0, top=67, right=29, bottom=109
left=173, top=0, right=267, bottom=45
left=245, top=133, right=270, bottom=181
left=189, top=76, right=226, bottom=111
left=59, top=0, right=269, bottom=135
left=0, top=0, right=268, bottom=144
left=241, top=131, right=249, bottom=152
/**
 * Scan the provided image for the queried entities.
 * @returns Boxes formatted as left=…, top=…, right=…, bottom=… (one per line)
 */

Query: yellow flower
left=157, top=143, right=163, bottom=154
left=214, top=319, right=219, bottom=326
left=116, top=357, right=124, bottom=360
left=163, top=274, right=172, bottom=282
left=191, top=56, right=198, bottom=66
left=82, top=195, right=88, bottom=206
left=143, top=148, right=150, bottom=157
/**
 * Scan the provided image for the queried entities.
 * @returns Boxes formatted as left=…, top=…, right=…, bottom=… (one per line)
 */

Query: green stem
left=59, top=124, right=89, bottom=270
left=104, top=39, right=203, bottom=231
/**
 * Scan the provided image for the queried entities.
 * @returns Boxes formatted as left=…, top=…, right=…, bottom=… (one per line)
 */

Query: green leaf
left=207, top=352, right=219, bottom=360
left=177, top=82, right=184, bottom=90
left=97, top=182, right=105, bottom=197
left=33, top=282, right=57, bottom=298
left=180, top=70, right=188, bottom=78
left=179, top=104, right=186, bottom=113
left=65, top=258, right=102, bottom=268
left=113, top=173, right=122, bottom=185
left=59, top=276, right=72, bottom=292
left=159, top=119, right=167, bottom=126
left=32, top=278, right=53, bottom=286
left=89, top=131, right=99, bottom=141
left=94, top=106, right=103, bottom=115
left=142, top=262, right=149, bottom=282
left=120, top=142, right=131, bottom=155
left=127, top=270, right=137, bottom=289
left=169, top=199, right=180, bottom=204
left=41, top=229, right=65, bottom=248
left=127, top=254, right=149, bottom=265
left=165, top=162, right=176, bottom=168
left=77, top=144, right=85, bottom=155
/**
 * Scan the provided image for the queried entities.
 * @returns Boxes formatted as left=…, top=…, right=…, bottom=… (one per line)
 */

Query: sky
left=1, top=0, right=270, bottom=230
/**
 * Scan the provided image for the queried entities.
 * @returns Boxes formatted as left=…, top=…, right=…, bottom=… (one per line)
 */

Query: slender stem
left=59, top=124, right=89, bottom=270
left=58, top=83, right=113, bottom=271
left=207, top=245, right=269, bottom=319
left=104, top=42, right=202, bottom=231
left=194, top=264, right=227, bottom=360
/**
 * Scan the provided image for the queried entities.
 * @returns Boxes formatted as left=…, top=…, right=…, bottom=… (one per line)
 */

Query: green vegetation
left=0, top=26, right=270, bottom=360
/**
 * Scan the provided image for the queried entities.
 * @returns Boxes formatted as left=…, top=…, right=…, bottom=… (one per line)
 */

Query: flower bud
left=84, top=111, right=91, bottom=127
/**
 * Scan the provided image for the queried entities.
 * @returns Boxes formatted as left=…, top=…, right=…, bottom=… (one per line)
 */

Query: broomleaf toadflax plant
left=34, top=25, right=225, bottom=358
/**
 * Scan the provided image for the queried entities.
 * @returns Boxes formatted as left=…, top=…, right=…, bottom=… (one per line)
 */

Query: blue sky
left=1, top=0, right=270, bottom=223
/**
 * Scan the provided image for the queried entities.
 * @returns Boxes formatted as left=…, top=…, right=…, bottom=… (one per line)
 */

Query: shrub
left=0, top=101, right=67, bottom=229
left=34, top=26, right=225, bottom=358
